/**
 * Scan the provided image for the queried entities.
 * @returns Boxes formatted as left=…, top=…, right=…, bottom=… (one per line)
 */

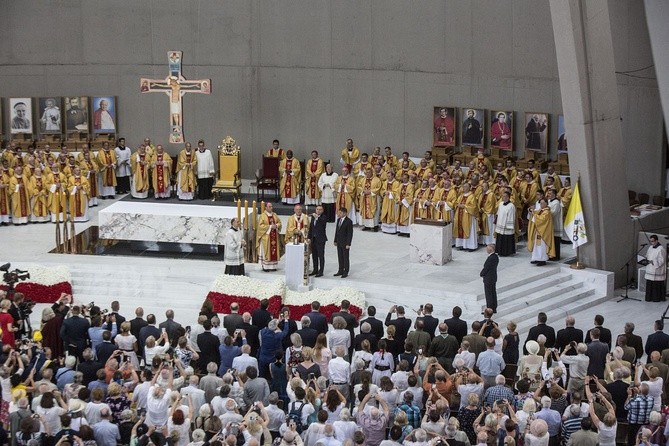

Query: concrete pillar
left=549, top=0, right=632, bottom=285
left=645, top=1, right=669, bottom=134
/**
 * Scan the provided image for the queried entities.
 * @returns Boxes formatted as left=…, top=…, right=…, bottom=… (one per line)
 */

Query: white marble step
left=494, top=273, right=575, bottom=306
left=494, top=267, right=564, bottom=294
left=497, top=279, right=586, bottom=315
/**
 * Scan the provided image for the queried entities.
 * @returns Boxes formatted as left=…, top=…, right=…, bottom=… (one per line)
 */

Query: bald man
left=555, top=316, right=584, bottom=355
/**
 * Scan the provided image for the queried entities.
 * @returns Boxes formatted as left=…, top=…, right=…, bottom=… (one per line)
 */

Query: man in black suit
left=555, top=315, right=584, bottom=355
left=129, top=307, right=148, bottom=340
left=309, top=205, right=328, bottom=277
left=106, top=300, right=126, bottom=331
left=95, top=331, right=117, bottom=365
left=524, top=312, right=556, bottom=354
left=330, top=299, right=359, bottom=344
left=479, top=244, right=499, bottom=312
left=59, top=306, right=91, bottom=359
left=223, top=303, right=244, bottom=336
left=296, top=315, right=319, bottom=348
left=585, top=314, right=612, bottom=349
left=618, top=322, right=644, bottom=360
left=353, top=322, right=378, bottom=352
left=333, top=207, right=353, bottom=278
left=361, top=306, right=384, bottom=341
left=278, top=307, right=299, bottom=349
left=385, top=305, right=412, bottom=349
left=305, top=302, right=328, bottom=335
left=415, top=303, right=440, bottom=339
left=159, top=309, right=183, bottom=346
left=443, top=306, right=468, bottom=345
left=197, top=319, right=221, bottom=371
left=252, top=299, right=273, bottom=330
left=239, top=312, right=260, bottom=356
left=645, top=320, right=669, bottom=358
left=139, top=314, right=161, bottom=351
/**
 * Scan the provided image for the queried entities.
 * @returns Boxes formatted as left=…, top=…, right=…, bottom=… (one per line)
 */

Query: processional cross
left=140, top=51, right=211, bottom=144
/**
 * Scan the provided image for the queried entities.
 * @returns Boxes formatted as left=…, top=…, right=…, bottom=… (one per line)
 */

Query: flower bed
left=204, top=274, right=365, bottom=320
left=0, top=264, right=72, bottom=303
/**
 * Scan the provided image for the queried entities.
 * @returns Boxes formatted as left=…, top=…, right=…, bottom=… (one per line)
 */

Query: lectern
left=212, top=136, right=242, bottom=200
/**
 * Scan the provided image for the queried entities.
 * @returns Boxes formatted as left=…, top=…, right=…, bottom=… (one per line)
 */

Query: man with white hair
left=555, top=316, right=584, bottom=355
left=146, top=364, right=173, bottom=426
left=625, top=382, right=654, bottom=444
left=558, top=342, right=590, bottom=393
left=535, top=396, right=562, bottom=443
left=56, top=355, right=78, bottom=391
left=93, top=407, right=121, bottom=446
left=482, top=374, right=514, bottom=407
left=454, top=340, right=476, bottom=370
left=199, top=362, right=223, bottom=403
left=232, top=344, right=258, bottom=374
left=560, top=403, right=583, bottom=444
left=266, top=392, right=286, bottom=437
left=219, top=397, right=244, bottom=426
left=356, top=392, right=390, bottom=446
left=477, top=337, right=506, bottom=388
left=296, top=316, right=319, bottom=348
left=315, top=424, right=342, bottom=446
left=180, top=374, right=206, bottom=410
left=455, top=371, right=484, bottom=410
left=353, top=321, right=378, bottom=352
left=402, top=428, right=429, bottom=446
left=328, top=346, right=351, bottom=399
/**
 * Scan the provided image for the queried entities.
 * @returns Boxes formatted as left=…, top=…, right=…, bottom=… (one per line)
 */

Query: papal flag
left=564, top=181, right=588, bottom=248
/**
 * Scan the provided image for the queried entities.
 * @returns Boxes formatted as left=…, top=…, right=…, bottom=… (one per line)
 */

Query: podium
left=285, top=243, right=309, bottom=290
left=409, top=220, right=452, bottom=265
left=212, top=136, right=242, bottom=200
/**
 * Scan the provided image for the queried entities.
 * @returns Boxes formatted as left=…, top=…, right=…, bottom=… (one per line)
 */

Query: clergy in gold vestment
left=420, top=178, right=441, bottom=220
left=436, top=179, right=457, bottom=223
left=47, top=166, right=68, bottom=223
left=9, top=167, right=30, bottom=225
left=340, top=139, right=361, bottom=171
left=151, top=145, right=173, bottom=199
left=279, top=150, right=301, bottom=205
left=284, top=204, right=310, bottom=244
left=380, top=171, right=400, bottom=234
left=257, top=202, right=283, bottom=271
left=97, top=142, right=117, bottom=198
left=266, top=140, right=286, bottom=159
left=68, top=168, right=90, bottom=222
left=0, top=169, right=11, bottom=224
left=131, top=146, right=150, bottom=199
left=304, top=151, right=325, bottom=206
left=412, top=180, right=429, bottom=222
left=28, top=168, right=50, bottom=222
left=454, top=182, right=479, bottom=251
left=558, top=178, right=572, bottom=216
left=334, top=167, right=357, bottom=222
left=478, top=182, right=496, bottom=246
left=80, top=153, right=99, bottom=207
left=177, top=143, right=198, bottom=200
left=357, top=169, right=382, bottom=230
left=396, top=174, right=414, bottom=236
left=527, top=198, right=555, bottom=265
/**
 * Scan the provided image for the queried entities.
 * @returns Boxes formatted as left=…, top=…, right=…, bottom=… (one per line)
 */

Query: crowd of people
left=0, top=289, right=667, bottom=446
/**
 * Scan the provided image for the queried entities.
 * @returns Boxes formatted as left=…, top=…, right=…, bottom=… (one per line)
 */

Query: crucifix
left=140, top=51, right=211, bottom=144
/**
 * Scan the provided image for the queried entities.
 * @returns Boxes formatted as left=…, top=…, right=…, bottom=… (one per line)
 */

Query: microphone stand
left=617, top=243, right=648, bottom=302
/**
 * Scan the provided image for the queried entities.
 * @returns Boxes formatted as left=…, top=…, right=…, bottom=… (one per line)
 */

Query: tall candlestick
left=261, top=201, right=266, bottom=214
left=237, top=199, right=241, bottom=224
left=244, top=200, right=249, bottom=230
left=252, top=200, right=257, bottom=230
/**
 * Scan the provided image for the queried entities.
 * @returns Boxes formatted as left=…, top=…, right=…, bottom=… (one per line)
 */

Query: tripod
left=617, top=243, right=647, bottom=302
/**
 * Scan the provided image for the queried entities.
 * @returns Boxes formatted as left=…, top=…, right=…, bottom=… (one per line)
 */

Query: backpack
left=287, top=347, right=303, bottom=370
left=288, top=401, right=306, bottom=433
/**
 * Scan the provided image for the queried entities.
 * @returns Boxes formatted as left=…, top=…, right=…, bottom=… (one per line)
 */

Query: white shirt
left=333, top=420, right=357, bottom=441
left=232, top=353, right=258, bottom=374
left=495, top=201, right=516, bottom=235
left=400, top=385, right=424, bottom=410
left=195, top=149, right=215, bottom=178
left=266, top=404, right=286, bottom=431
left=646, top=244, right=667, bottom=281
left=287, top=400, right=315, bottom=426
left=454, top=351, right=476, bottom=369
left=132, top=381, right=152, bottom=410
left=84, top=402, right=110, bottom=426
left=328, top=357, right=351, bottom=384
left=115, top=146, right=132, bottom=176
left=328, top=329, right=351, bottom=352
left=180, top=385, right=206, bottom=411
left=146, top=386, right=171, bottom=426
left=548, top=198, right=563, bottom=235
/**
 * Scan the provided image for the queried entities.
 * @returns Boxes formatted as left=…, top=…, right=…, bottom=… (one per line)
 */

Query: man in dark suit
left=385, top=305, right=412, bottom=349
left=139, top=314, right=161, bottom=351
left=524, top=312, right=556, bottom=354
left=305, top=302, right=328, bottom=335
left=278, top=307, right=299, bottom=349
left=330, top=299, right=359, bottom=344
left=585, top=328, right=609, bottom=379
left=333, top=207, right=353, bottom=278
left=159, top=309, right=183, bottom=346
left=555, top=315, right=584, bottom=355
left=296, top=315, right=318, bottom=348
left=239, top=312, right=260, bottom=356
left=95, top=331, right=118, bottom=365
left=252, top=299, right=273, bottom=330
left=415, top=303, right=440, bottom=339
left=361, top=306, right=384, bottom=341
left=197, top=319, right=221, bottom=371
left=645, top=320, right=669, bottom=358
left=480, top=244, right=499, bottom=312
left=223, top=303, right=244, bottom=336
left=129, top=307, right=148, bottom=340
left=309, top=205, right=328, bottom=277
left=353, top=322, right=378, bottom=352
left=106, top=301, right=126, bottom=331
left=443, top=306, right=468, bottom=345
left=463, top=321, right=487, bottom=359
left=59, top=306, right=91, bottom=359
left=619, top=322, right=644, bottom=360
left=584, top=314, right=612, bottom=349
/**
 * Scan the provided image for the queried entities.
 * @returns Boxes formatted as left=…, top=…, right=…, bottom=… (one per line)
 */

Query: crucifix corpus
left=140, top=50, right=211, bottom=144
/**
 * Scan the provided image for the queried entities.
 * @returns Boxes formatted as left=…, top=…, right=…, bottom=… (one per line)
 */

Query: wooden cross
left=140, top=51, right=211, bottom=144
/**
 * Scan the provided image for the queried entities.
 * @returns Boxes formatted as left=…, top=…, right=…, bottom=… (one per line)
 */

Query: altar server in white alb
left=225, top=217, right=246, bottom=276
left=318, top=163, right=338, bottom=222
left=645, top=234, right=667, bottom=302
left=115, top=137, right=132, bottom=194
left=546, top=188, right=563, bottom=260
left=195, top=139, right=215, bottom=200
left=494, top=189, right=516, bottom=257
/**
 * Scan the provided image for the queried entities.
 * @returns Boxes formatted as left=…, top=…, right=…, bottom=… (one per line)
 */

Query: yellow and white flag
left=564, top=181, right=588, bottom=248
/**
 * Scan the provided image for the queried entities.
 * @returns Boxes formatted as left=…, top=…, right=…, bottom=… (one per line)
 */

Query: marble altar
left=285, top=242, right=307, bottom=290
left=409, top=220, right=452, bottom=265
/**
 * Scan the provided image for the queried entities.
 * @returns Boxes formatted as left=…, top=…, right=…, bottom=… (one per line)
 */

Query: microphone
left=641, top=243, right=648, bottom=247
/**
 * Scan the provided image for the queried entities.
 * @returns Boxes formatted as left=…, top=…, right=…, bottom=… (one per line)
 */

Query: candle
left=244, top=200, right=249, bottom=230
left=237, top=199, right=241, bottom=224
left=261, top=201, right=266, bottom=214
left=252, top=200, right=257, bottom=230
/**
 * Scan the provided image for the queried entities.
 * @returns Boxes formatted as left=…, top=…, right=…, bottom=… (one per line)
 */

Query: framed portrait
left=64, top=96, right=89, bottom=133
left=524, top=112, right=549, bottom=152
left=460, top=107, right=485, bottom=148
left=433, top=106, right=456, bottom=147
left=38, top=97, right=62, bottom=133
left=557, top=114, right=567, bottom=153
left=92, top=96, right=116, bottom=133
left=9, top=98, right=33, bottom=134
left=489, top=110, right=513, bottom=150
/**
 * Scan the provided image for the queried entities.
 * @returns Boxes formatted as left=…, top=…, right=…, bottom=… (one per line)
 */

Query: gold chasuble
left=396, top=182, right=414, bottom=231
left=527, top=207, right=555, bottom=258
left=357, top=176, right=381, bottom=222
left=47, top=172, right=68, bottom=222
left=285, top=213, right=310, bottom=243
left=453, top=192, right=478, bottom=239
left=420, top=187, right=441, bottom=220
left=9, top=175, right=30, bottom=223
left=151, top=152, right=173, bottom=198
left=131, top=152, right=150, bottom=195
left=257, top=211, right=283, bottom=270
left=559, top=186, right=572, bottom=215
left=412, top=186, right=428, bottom=221
left=305, top=158, right=325, bottom=203
left=478, top=191, right=496, bottom=236
left=279, top=158, right=301, bottom=201
left=436, top=188, right=456, bottom=223
left=334, top=175, right=356, bottom=214
left=28, top=175, right=49, bottom=220
left=68, top=175, right=90, bottom=220
left=177, top=149, right=198, bottom=195
left=97, top=149, right=118, bottom=188
left=380, top=179, right=400, bottom=225
left=81, top=158, right=99, bottom=199
left=341, top=147, right=361, bottom=169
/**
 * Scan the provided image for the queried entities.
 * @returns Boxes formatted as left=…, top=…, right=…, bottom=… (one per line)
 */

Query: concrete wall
left=0, top=0, right=663, bottom=195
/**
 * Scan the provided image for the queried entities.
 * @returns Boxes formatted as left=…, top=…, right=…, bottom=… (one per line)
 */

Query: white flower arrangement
left=209, top=275, right=285, bottom=299
left=1, top=264, right=71, bottom=287
left=284, top=286, right=365, bottom=309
